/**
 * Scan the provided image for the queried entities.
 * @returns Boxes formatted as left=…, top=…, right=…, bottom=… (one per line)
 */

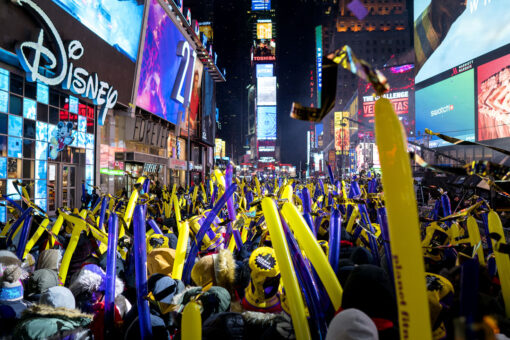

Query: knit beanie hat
left=0, top=265, right=24, bottom=302
left=326, top=308, right=379, bottom=340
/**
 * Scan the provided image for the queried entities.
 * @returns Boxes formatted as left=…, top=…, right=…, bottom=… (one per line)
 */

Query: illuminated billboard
left=257, top=22, right=272, bottom=39
left=257, top=106, right=277, bottom=140
left=315, top=26, right=322, bottom=108
left=257, top=77, right=277, bottom=106
left=136, top=0, right=196, bottom=125
left=477, top=53, right=510, bottom=141
left=252, top=0, right=271, bottom=11
left=253, top=39, right=276, bottom=59
left=52, top=0, right=144, bottom=62
left=414, top=0, right=510, bottom=83
left=416, top=69, right=475, bottom=147
left=256, top=64, right=274, bottom=78
left=334, top=112, right=349, bottom=154
left=199, top=23, right=214, bottom=40
left=359, top=64, right=415, bottom=136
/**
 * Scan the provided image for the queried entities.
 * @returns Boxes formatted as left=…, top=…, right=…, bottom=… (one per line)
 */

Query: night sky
left=188, top=0, right=326, bottom=167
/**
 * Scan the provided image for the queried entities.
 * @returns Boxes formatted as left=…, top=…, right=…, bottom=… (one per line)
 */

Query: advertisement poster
left=257, top=77, right=277, bottom=106
left=359, top=64, right=415, bottom=136
left=182, top=61, right=204, bottom=137
left=52, top=0, right=144, bottom=62
left=253, top=39, right=276, bottom=60
left=416, top=69, right=475, bottom=147
left=477, top=53, right=510, bottom=141
left=414, top=0, right=510, bottom=83
left=137, top=0, right=195, bottom=125
left=257, top=106, right=277, bottom=140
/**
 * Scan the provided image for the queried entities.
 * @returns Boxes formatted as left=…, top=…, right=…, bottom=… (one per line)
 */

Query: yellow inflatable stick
left=375, top=98, right=432, bottom=340
left=123, top=177, right=147, bottom=231
left=261, top=198, right=311, bottom=340
left=281, top=202, right=343, bottom=310
left=254, top=176, right=262, bottom=198
left=171, top=194, right=189, bottom=280
left=23, top=218, right=50, bottom=258
left=281, top=185, right=293, bottom=203
left=466, top=216, right=485, bottom=265
left=181, top=301, right=201, bottom=340
left=47, top=215, right=64, bottom=249
left=448, top=222, right=461, bottom=246
left=59, top=216, right=86, bottom=285
left=488, top=210, right=510, bottom=317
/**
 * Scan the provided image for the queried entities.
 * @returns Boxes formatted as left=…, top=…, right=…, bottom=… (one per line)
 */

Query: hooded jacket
left=13, top=304, right=92, bottom=340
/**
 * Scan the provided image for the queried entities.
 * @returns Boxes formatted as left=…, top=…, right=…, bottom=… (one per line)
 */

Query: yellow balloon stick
left=261, top=197, right=311, bottom=340
left=23, top=218, right=50, bottom=259
left=467, top=216, right=485, bottom=265
left=181, top=301, right=202, bottom=340
left=281, top=202, right=343, bottom=310
left=281, top=185, right=293, bottom=203
left=47, top=215, right=64, bottom=249
left=488, top=210, right=510, bottom=317
left=124, top=177, right=147, bottom=230
left=59, top=218, right=86, bottom=285
left=375, top=98, right=432, bottom=340
left=172, top=220, right=189, bottom=281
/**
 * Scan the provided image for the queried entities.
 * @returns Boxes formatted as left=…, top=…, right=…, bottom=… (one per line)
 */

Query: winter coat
left=13, top=304, right=93, bottom=340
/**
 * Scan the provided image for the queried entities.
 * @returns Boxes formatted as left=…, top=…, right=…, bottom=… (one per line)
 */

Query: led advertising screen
left=181, top=61, right=204, bottom=137
left=52, top=0, right=144, bottom=62
left=256, top=22, right=272, bottom=40
left=256, top=64, right=274, bottom=78
left=137, top=0, right=196, bottom=125
left=253, top=39, right=276, bottom=62
left=334, top=112, right=349, bottom=154
left=316, top=26, right=322, bottom=108
left=477, top=53, right=510, bottom=141
left=359, top=64, right=415, bottom=136
left=202, top=72, right=216, bottom=144
left=252, top=0, right=271, bottom=11
left=416, top=69, right=475, bottom=147
left=414, top=0, right=510, bottom=83
left=257, top=77, right=277, bottom=106
left=257, top=106, right=277, bottom=140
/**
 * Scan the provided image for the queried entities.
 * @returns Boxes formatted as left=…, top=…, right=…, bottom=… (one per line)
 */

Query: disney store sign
left=13, top=0, right=118, bottom=125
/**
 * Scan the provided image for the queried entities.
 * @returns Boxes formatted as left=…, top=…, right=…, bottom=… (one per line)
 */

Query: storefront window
left=0, top=67, right=96, bottom=221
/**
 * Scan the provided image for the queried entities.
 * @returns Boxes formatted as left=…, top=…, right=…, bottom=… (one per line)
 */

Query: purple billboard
left=136, top=0, right=197, bottom=125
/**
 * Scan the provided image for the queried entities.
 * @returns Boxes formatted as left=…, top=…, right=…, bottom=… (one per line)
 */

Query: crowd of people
left=0, top=169, right=509, bottom=340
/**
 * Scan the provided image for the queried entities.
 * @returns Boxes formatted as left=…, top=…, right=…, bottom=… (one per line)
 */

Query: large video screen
left=257, top=22, right=272, bottom=40
left=52, top=0, right=144, bottom=62
left=252, top=0, right=271, bottom=11
left=182, top=61, right=204, bottom=138
left=358, top=64, right=415, bottom=136
left=257, top=106, right=277, bottom=140
left=137, top=0, right=196, bottom=125
left=416, top=69, right=475, bottom=147
left=477, top=53, right=510, bottom=141
left=414, top=0, right=510, bottom=83
left=257, top=77, right=277, bottom=106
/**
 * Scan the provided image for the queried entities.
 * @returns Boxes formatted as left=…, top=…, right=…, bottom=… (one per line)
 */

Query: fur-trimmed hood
left=69, top=264, right=124, bottom=298
left=21, top=304, right=93, bottom=321
left=215, top=249, right=236, bottom=293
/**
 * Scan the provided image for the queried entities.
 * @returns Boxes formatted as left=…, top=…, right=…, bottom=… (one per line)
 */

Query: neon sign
left=13, top=0, right=118, bottom=126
